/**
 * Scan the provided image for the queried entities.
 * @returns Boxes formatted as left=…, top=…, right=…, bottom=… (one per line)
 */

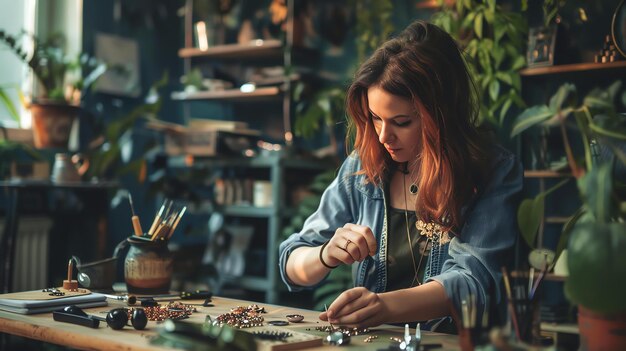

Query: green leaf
left=548, top=83, right=576, bottom=111
left=517, top=179, right=568, bottom=248
left=483, top=9, right=495, bottom=24
left=555, top=207, right=585, bottom=261
left=565, top=222, right=626, bottom=313
left=510, top=105, right=554, bottom=137
left=517, top=198, right=544, bottom=248
left=0, top=87, right=19, bottom=123
left=499, top=97, right=513, bottom=123
left=576, top=163, right=613, bottom=223
left=511, top=55, right=526, bottom=70
left=495, top=72, right=512, bottom=85
left=489, top=80, right=500, bottom=101
left=474, top=12, right=484, bottom=38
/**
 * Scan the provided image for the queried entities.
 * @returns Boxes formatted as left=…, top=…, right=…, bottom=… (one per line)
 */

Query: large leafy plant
left=0, top=30, right=106, bottom=105
left=431, top=0, right=528, bottom=126
left=512, top=80, right=626, bottom=313
left=84, top=73, right=169, bottom=182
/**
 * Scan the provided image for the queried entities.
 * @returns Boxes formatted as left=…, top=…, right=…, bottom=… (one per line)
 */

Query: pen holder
left=124, top=236, right=173, bottom=294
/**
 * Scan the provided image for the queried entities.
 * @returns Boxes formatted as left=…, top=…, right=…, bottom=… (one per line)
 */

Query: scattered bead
left=314, top=326, right=370, bottom=336
left=364, top=335, right=379, bottom=343
left=215, top=304, right=267, bottom=329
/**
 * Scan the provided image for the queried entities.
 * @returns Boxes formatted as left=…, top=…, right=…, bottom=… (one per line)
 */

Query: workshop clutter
left=121, top=197, right=187, bottom=294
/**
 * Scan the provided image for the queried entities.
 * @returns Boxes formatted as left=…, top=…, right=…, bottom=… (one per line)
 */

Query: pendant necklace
left=401, top=164, right=428, bottom=287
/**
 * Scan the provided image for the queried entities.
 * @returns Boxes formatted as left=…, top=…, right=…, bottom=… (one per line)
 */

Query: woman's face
left=367, top=86, right=421, bottom=163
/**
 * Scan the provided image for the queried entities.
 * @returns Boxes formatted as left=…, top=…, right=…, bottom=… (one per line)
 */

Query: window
left=0, top=0, right=82, bottom=128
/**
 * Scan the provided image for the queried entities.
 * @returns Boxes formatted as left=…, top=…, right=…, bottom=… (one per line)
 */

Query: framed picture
left=527, top=25, right=557, bottom=68
left=94, top=34, right=141, bottom=97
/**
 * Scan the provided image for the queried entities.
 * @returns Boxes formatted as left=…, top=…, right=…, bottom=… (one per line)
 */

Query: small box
left=164, top=129, right=259, bottom=156
left=146, top=120, right=260, bottom=156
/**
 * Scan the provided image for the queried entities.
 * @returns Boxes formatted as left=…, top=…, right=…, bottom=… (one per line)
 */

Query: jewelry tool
left=102, top=294, right=138, bottom=305
left=128, top=193, right=143, bottom=236
left=324, top=304, right=334, bottom=329
left=53, top=305, right=101, bottom=328
left=63, top=258, right=78, bottom=291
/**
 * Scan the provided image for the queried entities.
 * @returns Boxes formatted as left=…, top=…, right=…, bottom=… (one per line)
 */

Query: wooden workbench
left=0, top=295, right=462, bottom=350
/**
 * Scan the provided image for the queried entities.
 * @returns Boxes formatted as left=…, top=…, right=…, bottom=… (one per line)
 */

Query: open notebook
left=0, top=290, right=107, bottom=314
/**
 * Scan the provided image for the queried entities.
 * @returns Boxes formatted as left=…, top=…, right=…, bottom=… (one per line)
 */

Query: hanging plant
left=431, top=0, right=528, bottom=126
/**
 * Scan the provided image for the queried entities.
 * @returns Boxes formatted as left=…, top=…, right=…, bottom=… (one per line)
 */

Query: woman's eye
left=395, top=120, right=411, bottom=127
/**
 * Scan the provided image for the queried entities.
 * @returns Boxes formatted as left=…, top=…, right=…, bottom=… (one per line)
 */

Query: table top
left=0, top=295, right=462, bottom=350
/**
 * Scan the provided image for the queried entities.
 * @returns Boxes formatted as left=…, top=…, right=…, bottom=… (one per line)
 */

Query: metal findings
left=364, top=335, right=379, bottom=343
left=215, top=304, right=267, bottom=328
left=286, top=314, right=304, bottom=323
left=314, top=326, right=370, bottom=336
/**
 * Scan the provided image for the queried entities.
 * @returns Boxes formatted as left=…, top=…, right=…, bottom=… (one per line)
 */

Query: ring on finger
left=343, top=239, right=351, bottom=251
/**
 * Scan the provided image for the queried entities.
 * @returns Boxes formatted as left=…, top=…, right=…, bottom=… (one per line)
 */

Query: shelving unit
left=167, top=153, right=332, bottom=303
left=178, top=39, right=283, bottom=60
left=171, top=86, right=282, bottom=102
left=523, top=170, right=573, bottom=178
left=520, top=61, right=626, bottom=77
left=171, top=0, right=330, bottom=303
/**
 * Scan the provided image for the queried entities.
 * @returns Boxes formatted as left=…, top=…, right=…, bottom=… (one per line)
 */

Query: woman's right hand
left=322, top=223, right=378, bottom=266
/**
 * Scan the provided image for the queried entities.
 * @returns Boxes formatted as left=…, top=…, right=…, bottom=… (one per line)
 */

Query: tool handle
left=147, top=216, right=160, bottom=236
left=53, top=311, right=100, bottom=328
left=180, top=290, right=212, bottom=300
left=132, top=216, right=143, bottom=236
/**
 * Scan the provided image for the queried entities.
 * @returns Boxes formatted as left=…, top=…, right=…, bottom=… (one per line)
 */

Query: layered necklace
left=399, top=164, right=428, bottom=287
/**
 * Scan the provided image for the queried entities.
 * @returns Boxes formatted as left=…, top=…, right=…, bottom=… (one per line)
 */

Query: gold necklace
left=402, top=171, right=428, bottom=287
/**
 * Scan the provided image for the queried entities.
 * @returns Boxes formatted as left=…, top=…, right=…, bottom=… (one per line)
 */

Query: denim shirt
left=278, top=145, right=523, bottom=322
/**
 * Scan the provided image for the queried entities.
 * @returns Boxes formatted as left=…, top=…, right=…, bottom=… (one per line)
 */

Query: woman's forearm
left=285, top=246, right=333, bottom=286
left=379, top=281, right=450, bottom=323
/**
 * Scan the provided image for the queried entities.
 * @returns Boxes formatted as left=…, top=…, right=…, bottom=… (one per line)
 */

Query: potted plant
left=0, top=30, right=106, bottom=148
left=512, top=81, right=626, bottom=349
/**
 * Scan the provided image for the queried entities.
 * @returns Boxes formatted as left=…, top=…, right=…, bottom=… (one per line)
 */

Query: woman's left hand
left=318, top=287, right=388, bottom=328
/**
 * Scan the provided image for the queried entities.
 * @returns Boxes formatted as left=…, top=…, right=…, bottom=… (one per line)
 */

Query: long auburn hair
left=346, top=20, right=490, bottom=232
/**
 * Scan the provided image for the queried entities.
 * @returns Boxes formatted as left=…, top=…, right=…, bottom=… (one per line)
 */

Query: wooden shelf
left=520, top=61, right=626, bottom=76
left=511, top=270, right=567, bottom=282
left=178, top=40, right=282, bottom=60
left=415, top=0, right=440, bottom=9
left=168, top=153, right=334, bottom=171
left=541, top=322, right=579, bottom=335
left=524, top=170, right=573, bottom=178
left=171, top=86, right=281, bottom=102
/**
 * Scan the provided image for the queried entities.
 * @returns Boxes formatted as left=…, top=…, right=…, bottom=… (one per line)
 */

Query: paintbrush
left=502, top=266, right=521, bottom=340
left=128, top=193, right=143, bottom=236
left=148, top=201, right=167, bottom=236
left=166, top=206, right=186, bottom=240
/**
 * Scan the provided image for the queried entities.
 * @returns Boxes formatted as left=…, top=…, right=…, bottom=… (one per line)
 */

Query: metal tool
left=128, top=193, right=143, bottom=236
left=103, top=294, right=137, bottom=305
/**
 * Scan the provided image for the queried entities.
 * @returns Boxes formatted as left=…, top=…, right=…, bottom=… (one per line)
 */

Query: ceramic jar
left=124, top=236, right=173, bottom=294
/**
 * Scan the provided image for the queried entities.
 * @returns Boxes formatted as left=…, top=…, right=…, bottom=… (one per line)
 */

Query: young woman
left=278, top=20, right=522, bottom=329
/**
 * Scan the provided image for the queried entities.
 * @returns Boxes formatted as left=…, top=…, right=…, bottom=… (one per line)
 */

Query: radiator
left=0, top=216, right=53, bottom=291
